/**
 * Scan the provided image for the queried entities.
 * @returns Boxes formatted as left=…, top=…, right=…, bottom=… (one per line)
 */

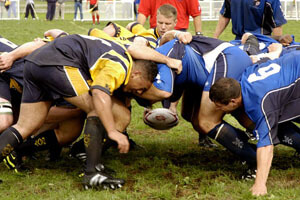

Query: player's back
left=241, top=51, right=300, bottom=123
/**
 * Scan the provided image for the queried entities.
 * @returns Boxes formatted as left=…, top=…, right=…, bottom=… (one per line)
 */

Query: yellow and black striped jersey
left=88, top=28, right=134, bottom=48
left=25, top=34, right=132, bottom=95
left=91, top=22, right=160, bottom=49
left=129, top=22, right=160, bottom=48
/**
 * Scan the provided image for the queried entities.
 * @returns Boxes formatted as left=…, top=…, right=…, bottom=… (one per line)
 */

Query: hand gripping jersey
left=240, top=51, right=300, bottom=147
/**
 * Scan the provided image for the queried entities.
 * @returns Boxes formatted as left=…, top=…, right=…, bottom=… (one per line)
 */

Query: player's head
left=123, top=59, right=158, bottom=95
left=156, top=4, right=177, bottom=37
left=209, top=78, right=242, bottom=113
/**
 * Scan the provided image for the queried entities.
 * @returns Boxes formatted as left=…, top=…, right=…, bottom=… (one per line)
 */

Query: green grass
left=1, top=16, right=300, bottom=200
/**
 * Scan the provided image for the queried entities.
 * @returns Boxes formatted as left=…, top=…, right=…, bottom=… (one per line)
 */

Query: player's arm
left=137, top=13, right=147, bottom=26
left=0, top=40, right=46, bottom=71
left=127, top=43, right=182, bottom=74
left=90, top=58, right=131, bottom=153
left=193, top=15, right=202, bottom=33
left=126, top=21, right=137, bottom=31
left=160, top=30, right=192, bottom=46
left=86, top=0, right=89, bottom=9
left=44, top=29, right=69, bottom=39
left=137, top=85, right=171, bottom=102
left=250, top=145, right=274, bottom=196
left=250, top=43, right=282, bottom=63
left=136, top=63, right=174, bottom=102
left=213, top=15, right=230, bottom=39
left=91, top=89, right=129, bottom=153
left=272, top=26, right=283, bottom=37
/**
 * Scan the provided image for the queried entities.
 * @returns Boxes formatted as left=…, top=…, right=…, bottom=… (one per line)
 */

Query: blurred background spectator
left=55, top=0, right=65, bottom=20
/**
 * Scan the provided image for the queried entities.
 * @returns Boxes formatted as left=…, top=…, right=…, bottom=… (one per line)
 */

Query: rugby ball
left=143, top=108, right=179, bottom=130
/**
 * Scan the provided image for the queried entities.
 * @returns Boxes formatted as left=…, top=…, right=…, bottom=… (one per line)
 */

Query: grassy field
left=1, top=14, right=300, bottom=200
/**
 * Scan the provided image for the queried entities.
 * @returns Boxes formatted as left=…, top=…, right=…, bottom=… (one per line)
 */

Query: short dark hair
left=157, top=4, right=177, bottom=20
left=134, top=59, right=158, bottom=83
left=209, top=78, right=241, bottom=105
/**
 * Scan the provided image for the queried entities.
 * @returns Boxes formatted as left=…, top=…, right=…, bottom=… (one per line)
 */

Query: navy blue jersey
left=230, top=33, right=300, bottom=56
left=220, top=0, right=287, bottom=39
left=25, top=34, right=133, bottom=95
left=0, top=36, right=24, bottom=100
left=241, top=51, right=300, bottom=147
left=230, top=33, right=278, bottom=53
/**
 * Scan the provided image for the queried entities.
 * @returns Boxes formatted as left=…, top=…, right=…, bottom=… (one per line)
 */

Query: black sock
left=207, top=121, right=257, bottom=167
left=83, top=116, right=105, bottom=174
left=278, top=121, right=300, bottom=152
left=71, top=138, right=85, bottom=155
left=16, top=129, right=59, bottom=157
left=0, top=127, right=23, bottom=160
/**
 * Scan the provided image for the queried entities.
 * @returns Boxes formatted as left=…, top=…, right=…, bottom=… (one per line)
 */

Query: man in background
left=86, top=0, right=99, bottom=25
left=55, top=0, right=65, bottom=20
left=137, top=0, right=203, bottom=35
left=46, top=0, right=57, bottom=21
left=214, top=0, right=287, bottom=40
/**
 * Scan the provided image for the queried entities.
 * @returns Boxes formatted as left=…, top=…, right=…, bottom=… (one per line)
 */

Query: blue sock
left=278, top=121, right=300, bottom=152
left=207, top=121, right=257, bottom=167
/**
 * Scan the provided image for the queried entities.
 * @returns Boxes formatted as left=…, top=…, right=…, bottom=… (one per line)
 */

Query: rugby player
left=214, top=0, right=287, bottom=40
left=0, top=35, right=85, bottom=169
left=209, top=50, right=300, bottom=196
left=0, top=33, right=158, bottom=189
left=146, top=34, right=285, bottom=177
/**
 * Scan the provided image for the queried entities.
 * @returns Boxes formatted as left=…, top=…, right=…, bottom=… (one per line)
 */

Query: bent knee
left=198, top=119, right=219, bottom=134
left=0, top=115, right=14, bottom=132
left=115, top=109, right=131, bottom=132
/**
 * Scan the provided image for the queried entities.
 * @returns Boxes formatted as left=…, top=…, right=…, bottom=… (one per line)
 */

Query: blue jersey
left=240, top=51, right=300, bottom=148
left=154, top=36, right=224, bottom=93
left=230, top=33, right=300, bottom=56
left=230, top=33, right=278, bottom=54
left=220, top=0, right=287, bottom=39
left=154, top=36, right=252, bottom=95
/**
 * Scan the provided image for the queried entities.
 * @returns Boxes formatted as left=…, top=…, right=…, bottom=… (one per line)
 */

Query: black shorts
left=0, top=74, right=12, bottom=101
left=90, top=4, right=98, bottom=11
left=22, top=61, right=91, bottom=103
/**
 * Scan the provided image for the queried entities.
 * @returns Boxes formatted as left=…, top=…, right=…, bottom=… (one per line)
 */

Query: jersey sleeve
left=220, top=0, right=231, bottom=18
left=135, top=28, right=159, bottom=49
left=90, top=52, right=130, bottom=95
left=0, top=37, right=18, bottom=52
left=137, top=0, right=150, bottom=17
left=269, top=0, right=287, bottom=27
left=186, top=0, right=201, bottom=17
left=153, top=63, right=174, bottom=93
left=255, top=117, right=280, bottom=148
left=130, top=22, right=146, bottom=34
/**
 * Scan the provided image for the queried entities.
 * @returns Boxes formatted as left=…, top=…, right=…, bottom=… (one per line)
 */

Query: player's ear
left=231, top=98, right=238, bottom=105
left=231, top=97, right=241, bottom=106
left=131, top=70, right=142, bottom=79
